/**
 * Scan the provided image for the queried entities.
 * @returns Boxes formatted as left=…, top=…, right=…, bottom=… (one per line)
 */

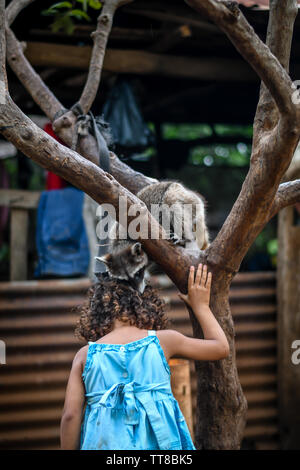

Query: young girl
left=60, top=263, right=229, bottom=450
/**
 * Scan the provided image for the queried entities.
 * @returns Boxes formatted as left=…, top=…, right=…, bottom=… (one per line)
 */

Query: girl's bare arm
left=160, top=264, right=230, bottom=361
left=60, top=347, right=87, bottom=450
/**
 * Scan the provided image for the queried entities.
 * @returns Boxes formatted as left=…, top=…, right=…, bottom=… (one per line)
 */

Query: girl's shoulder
left=156, top=329, right=186, bottom=361
left=73, top=345, right=89, bottom=372
left=157, top=329, right=184, bottom=343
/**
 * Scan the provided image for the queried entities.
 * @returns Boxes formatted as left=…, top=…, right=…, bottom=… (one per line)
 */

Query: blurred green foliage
left=190, top=143, right=251, bottom=167
left=162, top=123, right=252, bottom=167
left=0, top=243, right=9, bottom=270
left=3, top=158, right=18, bottom=188
left=3, top=158, right=45, bottom=190
left=163, top=123, right=213, bottom=140
left=214, top=124, right=253, bottom=138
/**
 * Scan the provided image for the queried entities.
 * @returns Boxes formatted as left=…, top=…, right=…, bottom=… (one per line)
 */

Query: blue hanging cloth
left=35, top=187, right=89, bottom=278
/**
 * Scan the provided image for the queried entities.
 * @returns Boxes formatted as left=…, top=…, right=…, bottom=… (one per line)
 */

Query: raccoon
left=96, top=241, right=148, bottom=294
left=136, top=181, right=209, bottom=251
left=96, top=181, right=209, bottom=293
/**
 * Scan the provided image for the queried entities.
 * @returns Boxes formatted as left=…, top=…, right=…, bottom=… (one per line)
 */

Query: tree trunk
left=187, top=271, right=246, bottom=449
left=277, top=206, right=300, bottom=448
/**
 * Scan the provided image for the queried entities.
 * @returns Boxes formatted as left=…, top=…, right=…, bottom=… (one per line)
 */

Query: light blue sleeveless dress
left=80, top=330, right=196, bottom=450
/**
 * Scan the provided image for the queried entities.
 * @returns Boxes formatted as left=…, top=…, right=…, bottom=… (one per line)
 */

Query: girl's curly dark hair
left=75, top=276, right=169, bottom=342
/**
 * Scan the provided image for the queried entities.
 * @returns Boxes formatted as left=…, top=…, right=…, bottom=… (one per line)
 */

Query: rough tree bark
left=1, top=0, right=300, bottom=449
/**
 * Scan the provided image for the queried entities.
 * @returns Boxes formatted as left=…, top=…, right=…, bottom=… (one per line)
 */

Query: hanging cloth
left=102, top=78, right=155, bottom=149
left=35, top=187, right=89, bottom=278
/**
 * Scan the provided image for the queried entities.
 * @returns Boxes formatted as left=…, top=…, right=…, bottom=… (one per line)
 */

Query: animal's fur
left=98, top=181, right=210, bottom=292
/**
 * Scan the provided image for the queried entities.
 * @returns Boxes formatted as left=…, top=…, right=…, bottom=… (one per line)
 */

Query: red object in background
left=43, top=122, right=68, bottom=190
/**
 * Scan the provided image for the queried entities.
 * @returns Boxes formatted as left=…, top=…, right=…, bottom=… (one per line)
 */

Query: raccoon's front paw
left=169, top=233, right=185, bottom=247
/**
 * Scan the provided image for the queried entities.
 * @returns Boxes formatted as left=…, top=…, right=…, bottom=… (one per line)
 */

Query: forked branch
left=79, top=0, right=134, bottom=113
left=0, top=0, right=194, bottom=290
left=184, top=0, right=300, bottom=275
left=4, top=0, right=155, bottom=191
left=0, top=94, right=197, bottom=290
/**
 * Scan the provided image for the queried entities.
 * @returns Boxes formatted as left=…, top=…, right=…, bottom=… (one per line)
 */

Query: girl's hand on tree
left=178, top=264, right=212, bottom=310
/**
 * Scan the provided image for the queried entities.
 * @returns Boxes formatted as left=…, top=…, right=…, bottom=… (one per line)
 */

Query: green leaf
left=76, top=0, right=102, bottom=9
left=51, top=16, right=66, bottom=32
left=51, top=14, right=75, bottom=34
left=65, top=21, right=76, bottom=35
left=67, top=9, right=91, bottom=20
left=88, top=0, right=102, bottom=9
left=41, top=8, right=59, bottom=16
left=49, top=2, right=73, bottom=9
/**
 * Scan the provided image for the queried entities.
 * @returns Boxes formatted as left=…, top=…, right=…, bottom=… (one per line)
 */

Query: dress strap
left=147, top=330, right=156, bottom=336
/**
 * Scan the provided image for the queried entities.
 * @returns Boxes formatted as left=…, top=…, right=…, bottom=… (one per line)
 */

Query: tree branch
left=79, top=0, right=133, bottom=113
left=5, top=28, right=63, bottom=119
left=267, top=180, right=300, bottom=220
left=5, top=1, right=63, bottom=120
left=0, top=94, right=197, bottom=291
left=185, top=0, right=298, bottom=121
left=204, top=108, right=300, bottom=274
left=0, top=0, right=8, bottom=91
left=3, top=0, right=155, bottom=191
left=253, top=0, right=298, bottom=144
left=0, top=0, right=188, bottom=298
left=184, top=0, right=300, bottom=274
left=6, top=0, right=35, bottom=26
left=109, top=152, right=157, bottom=194
left=283, top=142, right=300, bottom=182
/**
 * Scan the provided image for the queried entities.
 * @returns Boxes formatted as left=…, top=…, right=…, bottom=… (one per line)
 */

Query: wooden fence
left=0, top=271, right=278, bottom=449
